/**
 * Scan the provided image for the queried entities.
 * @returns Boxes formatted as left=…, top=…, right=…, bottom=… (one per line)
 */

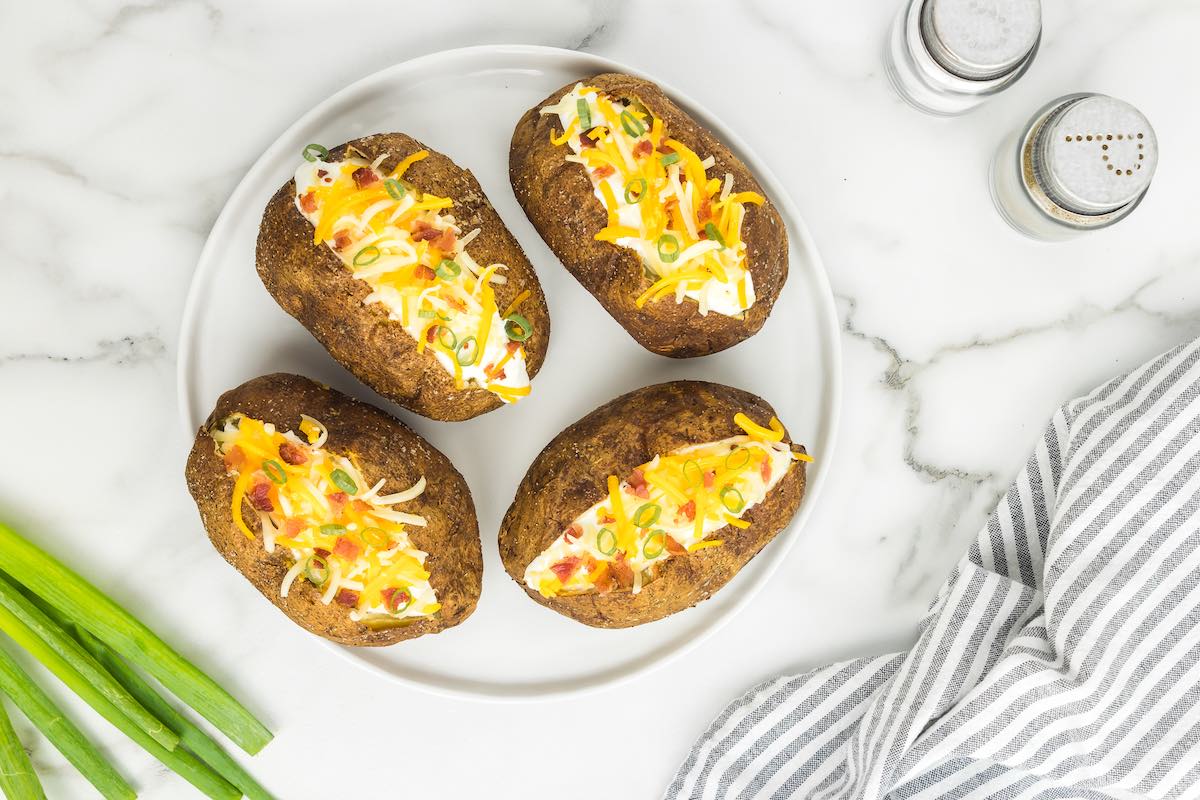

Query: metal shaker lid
left=920, top=0, right=1041, bottom=81
left=1033, top=95, right=1158, bottom=215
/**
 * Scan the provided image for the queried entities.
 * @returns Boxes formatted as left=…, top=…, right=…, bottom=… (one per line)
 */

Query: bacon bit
left=435, top=229, right=457, bottom=253
left=594, top=569, right=614, bottom=594
left=697, top=196, right=713, bottom=223
left=352, top=499, right=372, bottom=514
left=679, top=500, right=696, bottom=522
left=299, top=191, right=317, bottom=213
left=333, top=230, right=353, bottom=251
left=665, top=535, right=687, bottom=556
left=505, top=341, right=521, bottom=355
left=314, top=547, right=331, bottom=558
left=633, top=139, right=653, bottom=158
left=411, top=222, right=442, bottom=242
left=248, top=480, right=273, bottom=512
left=381, top=587, right=411, bottom=608
left=352, top=167, right=380, bottom=189
left=223, top=445, right=246, bottom=471
left=278, top=442, right=307, bottom=466
left=627, top=468, right=650, bottom=499
left=284, top=518, right=305, bottom=537
left=663, top=197, right=678, bottom=215
left=414, top=264, right=436, bottom=281
left=445, top=296, right=467, bottom=312
left=593, top=164, right=615, bottom=179
left=599, top=512, right=616, bottom=525
left=761, top=457, right=772, bottom=482
left=335, top=588, right=360, bottom=607
left=317, top=169, right=328, bottom=178
left=550, top=557, right=581, bottom=582
left=563, top=524, right=583, bottom=543
left=657, top=143, right=675, bottom=155
left=333, top=536, right=361, bottom=562
left=610, top=556, right=634, bottom=589
left=327, top=492, right=348, bottom=516
left=703, top=470, right=716, bottom=490
left=579, top=130, right=597, bottom=149
left=425, top=326, right=439, bottom=343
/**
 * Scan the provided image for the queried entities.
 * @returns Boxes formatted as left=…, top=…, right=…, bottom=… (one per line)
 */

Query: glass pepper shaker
left=990, top=93, right=1159, bottom=240
left=884, top=0, right=1041, bottom=115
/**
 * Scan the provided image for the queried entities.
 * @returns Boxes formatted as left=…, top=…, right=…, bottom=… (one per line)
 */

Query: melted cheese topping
left=212, top=413, right=439, bottom=623
left=541, top=84, right=766, bottom=318
left=294, top=149, right=532, bottom=405
left=524, top=413, right=803, bottom=598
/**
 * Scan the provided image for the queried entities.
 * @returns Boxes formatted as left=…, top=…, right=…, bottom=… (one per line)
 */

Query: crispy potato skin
left=256, top=133, right=549, bottom=421
left=509, top=73, right=788, bottom=358
left=498, top=381, right=806, bottom=627
left=185, top=373, right=482, bottom=646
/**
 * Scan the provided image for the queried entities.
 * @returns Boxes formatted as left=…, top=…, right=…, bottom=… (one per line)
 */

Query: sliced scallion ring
left=436, top=326, right=458, bottom=350
left=384, top=178, right=406, bottom=201
left=330, top=469, right=358, bottom=495
left=353, top=245, right=381, bottom=267
left=319, top=524, right=346, bottom=537
left=725, top=448, right=751, bottom=470
left=632, top=502, right=661, bottom=529
left=624, top=177, right=648, bottom=204
left=417, top=309, right=437, bottom=319
left=361, top=527, right=390, bottom=549
left=576, top=98, right=592, bottom=130
left=302, top=143, right=328, bottom=163
left=620, top=109, right=646, bottom=138
left=657, top=234, right=681, bottom=264
left=643, top=530, right=667, bottom=559
left=719, top=485, right=745, bottom=514
left=304, top=555, right=330, bottom=586
left=704, top=222, right=727, bottom=248
left=435, top=259, right=461, bottom=280
left=455, top=336, right=478, bottom=366
left=262, top=460, right=287, bottom=485
left=503, top=313, right=532, bottom=342
left=660, top=152, right=680, bottom=167
left=682, top=459, right=703, bottom=485
left=596, top=528, right=617, bottom=556
left=386, top=588, right=413, bottom=614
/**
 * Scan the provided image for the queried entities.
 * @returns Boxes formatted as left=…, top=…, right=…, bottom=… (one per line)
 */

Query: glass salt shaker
left=990, top=93, right=1159, bottom=241
left=884, top=0, right=1041, bottom=115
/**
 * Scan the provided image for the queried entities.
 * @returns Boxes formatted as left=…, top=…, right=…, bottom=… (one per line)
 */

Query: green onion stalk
left=0, top=645, right=133, bottom=800
left=0, top=696, right=45, bottom=800
left=0, top=522, right=272, bottom=755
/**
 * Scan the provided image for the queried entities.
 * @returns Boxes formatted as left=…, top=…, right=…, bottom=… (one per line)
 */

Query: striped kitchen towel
left=666, top=337, right=1200, bottom=800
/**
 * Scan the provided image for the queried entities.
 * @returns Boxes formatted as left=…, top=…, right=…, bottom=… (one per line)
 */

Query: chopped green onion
left=725, top=448, right=750, bottom=470
left=660, top=152, right=680, bottom=167
left=0, top=642, right=133, bottom=800
left=353, top=246, right=381, bottom=267
left=704, top=222, right=727, bottom=248
left=657, top=234, right=681, bottom=263
left=302, top=143, right=328, bottom=162
left=0, top=523, right=273, bottom=754
left=682, top=459, right=703, bottom=485
left=262, top=460, right=287, bottom=485
left=385, top=588, right=413, bottom=614
left=719, top=485, right=745, bottom=513
left=435, top=259, right=461, bottom=280
left=624, top=178, right=648, bottom=204
left=384, top=178, right=406, bottom=201
left=330, top=469, right=357, bottom=495
left=503, top=313, right=532, bottom=342
left=620, top=109, right=646, bottom=138
left=456, top=336, right=478, bottom=366
left=360, top=528, right=390, bottom=549
left=318, top=524, right=346, bottom=537
left=576, top=98, right=592, bottom=130
left=437, top=310, right=452, bottom=322
left=642, top=530, right=667, bottom=560
left=596, top=528, right=617, bottom=556
left=0, top=695, right=45, bottom=800
left=632, top=503, right=661, bottom=529
left=417, top=309, right=437, bottom=319
left=436, top=326, right=458, bottom=351
left=304, top=555, right=329, bottom=586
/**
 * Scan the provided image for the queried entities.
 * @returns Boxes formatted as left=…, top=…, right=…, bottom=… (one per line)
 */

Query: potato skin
left=509, top=73, right=788, bottom=359
left=256, top=133, right=549, bottom=421
left=498, top=381, right=806, bottom=627
left=185, top=373, right=482, bottom=646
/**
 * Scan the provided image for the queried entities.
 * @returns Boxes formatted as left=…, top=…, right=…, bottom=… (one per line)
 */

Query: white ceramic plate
left=177, top=45, right=840, bottom=701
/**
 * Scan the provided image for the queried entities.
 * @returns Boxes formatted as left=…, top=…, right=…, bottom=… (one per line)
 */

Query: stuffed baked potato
left=498, top=380, right=808, bottom=627
left=185, top=373, right=482, bottom=646
left=510, top=73, right=788, bottom=358
left=257, top=133, right=549, bottom=421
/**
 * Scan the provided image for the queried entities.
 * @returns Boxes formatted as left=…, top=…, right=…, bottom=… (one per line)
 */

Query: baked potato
left=498, top=380, right=808, bottom=627
left=509, top=73, right=788, bottom=358
left=257, top=133, right=549, bottom=421
left=185, top=373, right=482, bottom=646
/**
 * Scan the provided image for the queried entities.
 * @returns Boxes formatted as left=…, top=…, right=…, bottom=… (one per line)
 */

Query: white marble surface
left=2, top=0, right=1200, bottom=797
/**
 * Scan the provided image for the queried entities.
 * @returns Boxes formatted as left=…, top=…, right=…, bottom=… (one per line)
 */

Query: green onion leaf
left=719, top=485, right=745, bottom=513
left=456, top=336, right=478, bottom=366
left=330, top=469, right=357, bottom=494
left=353, top=246, right=381, bottom=267
left=704, top=222, right=727, bottom=248
left=682, top=459, right=703, bottom=485
left=417, top=309, right=437, bottom=319
left=576, top=98, right=592, bottom=131
left=632, top=503, right=661, bottom=529
left=385, top=588, right=413, bottom=614
left=318, top=524, right=346, bottom=537
left=725, top=448, right=750, bottom=470
left=384, top=178, right=406, bottom=201
left=624, top=177, right=648, bottom=204
left=435, top=259, right=461, bottom=280
left=503, top=313, right=533, bottom=342
left=302, top=143, right=328, bottom=162
left=660, top=152, right=680, bottom=167
left=657, top=234, right=681, bottom=263
left=361, top=528, right=390, bottom=549
left=596, top=528, right=617, bottom=556
left=304, top=555, right=330, bottom=586
left=262, top=460, right=287, bottom=485
left=642, top=530, right=667, bottom=560
left=436, top=326, right=458, bottom=351
left=620, top=109, right=646, bottom=138
left=0, top=691, right=46, bottom=800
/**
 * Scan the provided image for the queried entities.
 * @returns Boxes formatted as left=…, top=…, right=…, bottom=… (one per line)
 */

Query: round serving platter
left=177, top=44, right=840, bottom=701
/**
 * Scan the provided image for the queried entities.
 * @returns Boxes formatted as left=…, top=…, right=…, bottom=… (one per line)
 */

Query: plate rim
left=176, top=43, right=842, bottom=703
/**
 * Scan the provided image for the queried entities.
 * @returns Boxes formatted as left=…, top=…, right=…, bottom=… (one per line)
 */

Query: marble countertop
left=3, top=0, right=1200, bottom=797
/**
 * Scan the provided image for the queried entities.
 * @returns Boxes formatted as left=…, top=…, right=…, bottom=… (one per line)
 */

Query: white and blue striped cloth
left=667, top=338, right=1200, bottom=799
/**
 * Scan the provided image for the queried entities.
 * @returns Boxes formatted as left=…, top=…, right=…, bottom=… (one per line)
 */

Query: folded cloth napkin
left=666, top=338, right=1200, bottom=800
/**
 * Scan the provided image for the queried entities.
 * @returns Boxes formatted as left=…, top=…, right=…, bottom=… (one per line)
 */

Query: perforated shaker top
left=921, top=0, right=1041, bottom=80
